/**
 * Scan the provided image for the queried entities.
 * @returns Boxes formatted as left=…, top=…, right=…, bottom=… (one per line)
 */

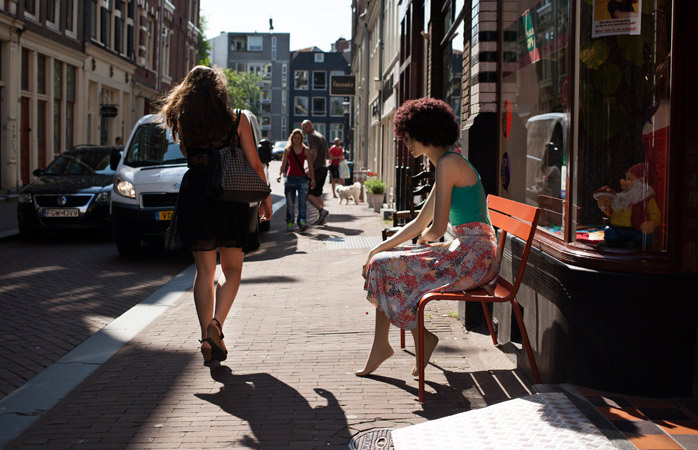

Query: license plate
left=156, top=210, right=173, bottom=221
left=44, top=208, right=79, bottom=218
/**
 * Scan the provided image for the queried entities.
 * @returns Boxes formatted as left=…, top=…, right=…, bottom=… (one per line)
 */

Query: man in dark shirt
left=302, top=120, right=330, bottom=225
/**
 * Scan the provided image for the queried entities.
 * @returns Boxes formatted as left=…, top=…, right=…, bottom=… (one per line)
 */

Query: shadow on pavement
left=197, top=366, right=351, bottom=447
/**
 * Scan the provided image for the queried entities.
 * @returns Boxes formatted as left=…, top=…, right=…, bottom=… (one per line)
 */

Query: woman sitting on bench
left=357, top=97, right=500, bottom=377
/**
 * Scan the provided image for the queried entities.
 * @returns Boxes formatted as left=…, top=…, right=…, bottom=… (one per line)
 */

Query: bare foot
left=412, top=330, right=439, bottom=376
left=355, top=344, right=395, bottom=376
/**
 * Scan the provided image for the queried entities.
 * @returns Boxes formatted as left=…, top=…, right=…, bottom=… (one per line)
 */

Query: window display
left=575, top=0, right=671, bottom=252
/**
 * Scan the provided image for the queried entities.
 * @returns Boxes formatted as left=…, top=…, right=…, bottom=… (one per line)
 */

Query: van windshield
left=123, top=123, right=187, bottom=168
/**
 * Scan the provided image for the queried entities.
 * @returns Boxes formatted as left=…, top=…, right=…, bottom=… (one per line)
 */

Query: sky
left=200, top=0, right=353, bottom=52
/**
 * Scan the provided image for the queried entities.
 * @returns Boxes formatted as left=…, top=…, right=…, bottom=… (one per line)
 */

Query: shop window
left=500, top=0, right=673, bottom=257
left=573, top=0, right=672, bottom=253
left=499, top=0, right=570, bottom=240
left=294, top=70, right=308, bottom=90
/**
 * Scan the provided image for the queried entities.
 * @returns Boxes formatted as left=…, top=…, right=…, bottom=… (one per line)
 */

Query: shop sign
left=523, top=9, right=540, bottom=64
left=100, top=105, right=118, bottom=117
left=330, top=75, right=355, bottom=96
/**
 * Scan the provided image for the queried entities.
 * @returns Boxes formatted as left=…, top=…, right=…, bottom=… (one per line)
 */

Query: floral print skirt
left=364, top=222, right=499, bottom=330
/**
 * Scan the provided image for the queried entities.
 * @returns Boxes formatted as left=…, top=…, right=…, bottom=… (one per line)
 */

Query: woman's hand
left=362, top=249, right=379, bottom=278
left=277, top=174, right=282, bottom=183
left=310, top=179, right=316, bottom=189
left=259, top=197, right=273, bottom=221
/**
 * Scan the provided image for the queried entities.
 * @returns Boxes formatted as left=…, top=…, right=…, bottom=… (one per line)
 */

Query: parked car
left=17, top=145, right=118, bottom=237
left=110, top=111, right=269, bottom=256
left=272, top=140, right=287, bottom=160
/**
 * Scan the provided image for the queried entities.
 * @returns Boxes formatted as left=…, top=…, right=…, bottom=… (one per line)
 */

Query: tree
left=198, top=15, right=211, bottom=66
left=224, top=69, right=262, bottom=117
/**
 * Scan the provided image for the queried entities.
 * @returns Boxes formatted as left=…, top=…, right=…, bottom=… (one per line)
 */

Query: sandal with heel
left=206, top=318, right=228, bottom=362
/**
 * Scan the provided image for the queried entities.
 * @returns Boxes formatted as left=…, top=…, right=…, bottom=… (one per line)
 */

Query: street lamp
left=342, top=98, right=352, bottom=161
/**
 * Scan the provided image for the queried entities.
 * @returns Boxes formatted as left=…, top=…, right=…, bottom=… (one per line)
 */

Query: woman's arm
left=362, top=189, right=436, bottom=276
left=238, top=112, right=272, bottom=219
left=278, top=148, right=289, bottom=180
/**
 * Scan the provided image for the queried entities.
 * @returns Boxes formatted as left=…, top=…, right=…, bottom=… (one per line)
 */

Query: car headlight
left=114, top=175, right=136, bottom=198
left=94, top=191, right=111, bottom=203
left=18, top=192, right=33, bottom=203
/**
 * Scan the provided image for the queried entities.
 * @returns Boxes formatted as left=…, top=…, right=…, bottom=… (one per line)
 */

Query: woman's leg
left=285, top=181, right=297, bottom=224
left=332, top=177, right=337, bottom=197
left=355, top=309, right=395, bottom=376
left=211, top=246, right=244, bottom=352
left=298, top=180, right=308, bottom=223
left=410, top=327, right=439, bottom=377
left=192, top=249, right=218, bottom=344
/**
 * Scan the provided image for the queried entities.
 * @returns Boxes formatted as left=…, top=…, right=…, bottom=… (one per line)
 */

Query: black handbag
left=206, top=110, right=271, bottom=203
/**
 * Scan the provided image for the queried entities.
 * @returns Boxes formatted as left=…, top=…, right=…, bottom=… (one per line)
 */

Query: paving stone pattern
left=5, top=197, right=532, bottom=449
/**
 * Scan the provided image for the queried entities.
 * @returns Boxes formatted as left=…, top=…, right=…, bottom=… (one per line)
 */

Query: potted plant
left=364, top=178, right=386, bottom=213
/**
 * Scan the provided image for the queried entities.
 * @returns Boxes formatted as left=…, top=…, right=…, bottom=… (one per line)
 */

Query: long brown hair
left=157, top=65, right=234, bottom=148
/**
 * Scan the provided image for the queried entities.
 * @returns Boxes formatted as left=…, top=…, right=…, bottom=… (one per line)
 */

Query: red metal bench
left=408, top=194, right=542, bottom=402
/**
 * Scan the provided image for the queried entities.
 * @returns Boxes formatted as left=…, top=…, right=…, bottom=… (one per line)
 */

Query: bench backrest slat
left=486, top=195, right=541, bottom=298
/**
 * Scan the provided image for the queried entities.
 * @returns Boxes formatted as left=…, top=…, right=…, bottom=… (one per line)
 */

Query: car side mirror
left=32, top=168, right=44, bottom=177
left=110, top=147, right=122, bottom=171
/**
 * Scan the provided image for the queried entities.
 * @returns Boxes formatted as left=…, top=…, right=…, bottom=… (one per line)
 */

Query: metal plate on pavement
left=349, top=428, right=394, bottom=450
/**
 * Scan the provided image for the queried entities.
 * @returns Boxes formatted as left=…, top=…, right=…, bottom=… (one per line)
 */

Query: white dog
left=337, top=182, right=362, bottom=205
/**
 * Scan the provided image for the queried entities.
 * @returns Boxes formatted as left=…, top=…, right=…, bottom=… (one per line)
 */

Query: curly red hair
left=393, top=97, right=459, bottom=147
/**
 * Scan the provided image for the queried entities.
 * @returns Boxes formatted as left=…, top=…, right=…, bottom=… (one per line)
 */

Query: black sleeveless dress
left=173, top=131, right=251, bottom=252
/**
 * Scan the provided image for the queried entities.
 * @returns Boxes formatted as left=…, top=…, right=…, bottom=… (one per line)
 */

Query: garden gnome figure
left=594, top=163, right=661, bottom=250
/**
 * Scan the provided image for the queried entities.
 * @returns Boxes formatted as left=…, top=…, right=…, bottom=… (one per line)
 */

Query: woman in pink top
left=329, top=138, right=345, bottom=197
left=277, top=129, right=315, bottom=231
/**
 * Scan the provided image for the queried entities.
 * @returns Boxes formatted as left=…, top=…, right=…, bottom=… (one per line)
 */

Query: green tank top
left=445, top=151, right=491, bottom=226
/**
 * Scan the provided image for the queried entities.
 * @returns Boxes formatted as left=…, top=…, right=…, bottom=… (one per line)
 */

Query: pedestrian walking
left=302, top=120, right=330, bottom=224
left=329, top=137, right=345, bottom=198
left=356, top=97, right=500, bottom=378
left=277, top=129, right=316, bottom=231
left=158, top=65, right=272, bottom=365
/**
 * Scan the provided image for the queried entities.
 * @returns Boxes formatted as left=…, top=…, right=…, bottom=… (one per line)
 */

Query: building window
left=115, top=16, right=123, bottom=53
left=231, top=37, right=245, bottom=51
left=24, top=0, right=38, bottom=18
left=281, top=116, right=287, bottom=137
left=100, top=6, right=111, bottom=48
left=236, top=62, right=247, bottom=72
left=262, top=103, right=271, bottom=114
left=37, top=54, right=46, bottom=94
left=315, top=123, right=326, bottom=136
left=314, top=53, right=324, bottom=63
left=329, top=97, right=344, bottom=116
left=312, top=97, right=326, bottom=116
left=54, top=61, right=62, bottom=151
left=272, top=36, right=277, bottom=60
left=313, top=71, right=326, bottom=90
left=65, top=65, right=75, bottom=148
left=282, top=64, right=287, bottom=87
left=282, top=89, right=287, bottom=114
left=21, top=48, right=28, bottom=91
left=90, top=0, right=98, bottom=39
left=247, top=35, right=263, bottom=51
left=65, top=0, right=77, bottom=37
left=248, top=63, right=263, bottom=77
left=162, top=28, right=171, bottom=77
left=37, top=101, right=47, bottom=166
left=330, top=123, right=343, bottom=143
left=294, top=70, right=308, bottom=90
left=46, top=0, right=59, bottom=29
left=262, top=116, right=271, bottom=128
left=294, top=97, right=308, bottom=116
left=261, top=89, right=271, bottom=101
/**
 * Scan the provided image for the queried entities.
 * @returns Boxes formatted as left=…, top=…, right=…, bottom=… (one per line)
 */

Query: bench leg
left=510, top=297, right=542, bottom=384
left=481, top=301, right=498, bottom=345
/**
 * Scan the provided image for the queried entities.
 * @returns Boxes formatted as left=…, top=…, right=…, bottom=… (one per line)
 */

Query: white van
left=110, top=112, right=266, bottom=256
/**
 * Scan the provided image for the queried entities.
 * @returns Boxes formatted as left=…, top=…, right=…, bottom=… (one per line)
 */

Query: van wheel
left=116, top=235, right=141, bottom=256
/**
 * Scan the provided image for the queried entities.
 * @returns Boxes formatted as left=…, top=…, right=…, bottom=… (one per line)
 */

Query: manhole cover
left=349, top=427, right=394, bottom=450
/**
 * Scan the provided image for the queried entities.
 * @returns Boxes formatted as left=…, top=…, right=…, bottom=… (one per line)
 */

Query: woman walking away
left=277, top=129, right=316, bottom=231
left=356, top=97, right=499, bottom=377
left=158, top=66, right=272, bottom=365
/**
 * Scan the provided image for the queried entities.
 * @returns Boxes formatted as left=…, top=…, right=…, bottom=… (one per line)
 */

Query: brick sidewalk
left=5, top=198, right=531, bottom=449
